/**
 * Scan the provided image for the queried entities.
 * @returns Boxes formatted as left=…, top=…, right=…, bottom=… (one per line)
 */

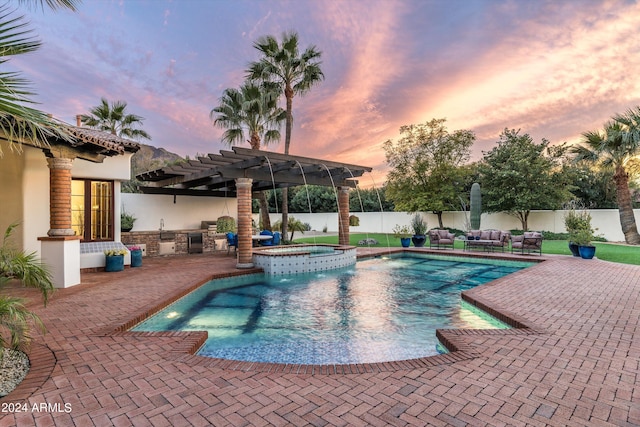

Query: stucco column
left=236, top=177, right=254, bottom=268
left=47, top=157, right=75, bottom=236
left=338, top=186, right=350, bottom=245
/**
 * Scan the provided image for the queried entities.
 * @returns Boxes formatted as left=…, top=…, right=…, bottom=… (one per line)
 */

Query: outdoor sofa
left=465, top=230, right=511, bottom=252
left=428, top=229, right=456, bottom=249
left=511, top=232, right=543, bottom=255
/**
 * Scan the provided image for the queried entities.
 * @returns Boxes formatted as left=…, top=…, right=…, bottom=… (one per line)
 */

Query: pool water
left=132, top=254, right=533, bottom=364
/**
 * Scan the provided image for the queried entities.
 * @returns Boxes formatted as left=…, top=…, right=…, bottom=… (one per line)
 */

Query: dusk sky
left=14, top=0, right=640, bottom=184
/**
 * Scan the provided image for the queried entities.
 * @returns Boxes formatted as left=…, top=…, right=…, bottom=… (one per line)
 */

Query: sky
left=12, top=0, right=640, bottom=184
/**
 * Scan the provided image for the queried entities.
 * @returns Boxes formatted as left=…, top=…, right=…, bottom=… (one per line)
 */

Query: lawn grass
left=293, top=233, right=640, bottom=265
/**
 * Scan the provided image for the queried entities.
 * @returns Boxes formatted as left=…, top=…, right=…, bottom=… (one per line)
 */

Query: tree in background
left=572, top=109, right=640, bottom=244
left=566, top=163, right=617, bottom=208
left=80, top=97, right=152, bottom=193
left=383, top=118, right=476, bottom=228
left=479, top=128, right=571, bottom=231
left=246, top=31, right=324, bottom=241
left=211, top=82, right=286, bottom=229
left=0, top=0, right=79, bottom=156
left=80, top=97, right=151, bottom=140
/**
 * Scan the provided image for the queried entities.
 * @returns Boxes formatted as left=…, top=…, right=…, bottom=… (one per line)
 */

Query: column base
left=236, top=262, right=255, bottom=269
left=38, top=236, right=81, bottom=288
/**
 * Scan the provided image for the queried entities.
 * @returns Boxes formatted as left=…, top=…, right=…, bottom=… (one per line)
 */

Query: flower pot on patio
left=105, top=255, right=125, bottom=272
left=568, top=242, right=580, bottom=257
left=412, top=235, right=426, bottom=247
left=579, top=245, right=596, bottom=260
left=400, top=237, right=411, bottom=248
left=130, top=249, right=142, bottom=267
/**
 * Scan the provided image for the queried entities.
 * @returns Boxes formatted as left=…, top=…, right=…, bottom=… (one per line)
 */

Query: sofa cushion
left=490, top=230, right=502, bottom=241
left=480, top=231, right=491, bottom=240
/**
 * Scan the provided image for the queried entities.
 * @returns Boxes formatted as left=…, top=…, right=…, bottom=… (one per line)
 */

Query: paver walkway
left=0, top=249, right=638, bottom=426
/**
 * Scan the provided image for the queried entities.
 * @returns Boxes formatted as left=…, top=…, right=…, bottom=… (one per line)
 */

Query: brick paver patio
left=1, top=249, right=638, bottom=426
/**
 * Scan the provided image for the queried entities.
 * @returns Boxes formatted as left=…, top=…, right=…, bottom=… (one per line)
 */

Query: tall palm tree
left=573, top=116, right=640, bottom=244
left=0, top=0, right=79, bottom=156
left=80, top=97, right=151, bottom=141
left=246, top=31, right=324, bottom=241
left=211, top=82, right=286, bottom=229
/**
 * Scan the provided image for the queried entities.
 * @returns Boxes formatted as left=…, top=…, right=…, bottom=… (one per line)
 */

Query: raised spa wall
left=252, top=244, right=357, bottom=275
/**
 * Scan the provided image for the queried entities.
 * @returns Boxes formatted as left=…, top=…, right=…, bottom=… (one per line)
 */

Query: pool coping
left=105, top=249, right=547, bottom=375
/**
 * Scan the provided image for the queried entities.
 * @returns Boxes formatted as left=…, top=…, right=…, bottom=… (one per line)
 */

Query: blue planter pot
left=568, top=242, right=580, bottom=257
left=578, top=245, right=596, bottom=259
left=130, top=250, right=143, bottom=267
left=412, top=235, right=426, bottom=247
left=105, top=255, right=124, bottom=272
left=400, top=237, right=411, bottom=248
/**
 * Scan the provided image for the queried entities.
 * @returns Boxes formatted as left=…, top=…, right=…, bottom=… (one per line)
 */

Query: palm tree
left=0, top=0, right=79, bottom=156
left=246, top=31, right=324, bottom=241
left=80, top=98, right=151, bottom=141
left=211, top=82, right=286, bottom=229
left=0, top=223, right=54, bottom=350
left=573, top=116, right=640, bottom=244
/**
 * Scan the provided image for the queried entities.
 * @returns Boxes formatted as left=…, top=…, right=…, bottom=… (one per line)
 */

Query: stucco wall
left=271, top=209, right=638, bottom=242
left=121, top=193, right=238, bottom=231
left=0, top=145, right=25, bottom=250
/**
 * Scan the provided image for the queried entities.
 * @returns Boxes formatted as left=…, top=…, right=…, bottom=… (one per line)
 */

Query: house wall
left=23, top=148, right=50, bottom=254
left=121, top=193, right=237, bottom=231
left=0, top=145, right=25, bottom=250
left=73, top=153, right=132, bottom=180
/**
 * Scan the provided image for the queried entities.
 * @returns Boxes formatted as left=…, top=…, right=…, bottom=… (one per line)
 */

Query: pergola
left=136, top=147, right=373, bottom=268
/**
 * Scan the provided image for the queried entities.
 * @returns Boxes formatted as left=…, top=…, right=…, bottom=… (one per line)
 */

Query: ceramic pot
left=130, top=250, right=143, bottom=267
left=412, top=235, right=426, bottom=247
left=578, top=245, right=596, bottom=260
left=105, top=255, right=124, bottom=272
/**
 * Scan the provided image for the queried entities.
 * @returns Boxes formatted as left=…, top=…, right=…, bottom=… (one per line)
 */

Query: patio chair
left=226, top=232, right=238, bottom=254
left=272, top=232, right=281, bottom=245
left=428, top=229, right=455, bottom=249
left=259, top=229, right=274, bottom=246
left=511, top=232, right=543, bottom=255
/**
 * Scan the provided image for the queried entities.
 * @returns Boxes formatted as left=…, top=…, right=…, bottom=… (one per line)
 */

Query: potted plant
left=128, top=245, right=143, bottom=267
left=572, top=227, right=596, bottom=259
left=410, top=214, right=427, bottom=247
left=216, top=216, right=236, bottom=233
left=564, top=201, right=590, bottom=257
left=121, top=211, right=136, bottom=233
left=392, top=224, right=412, bottom=247
left=104, top=249, right=127, bottom=272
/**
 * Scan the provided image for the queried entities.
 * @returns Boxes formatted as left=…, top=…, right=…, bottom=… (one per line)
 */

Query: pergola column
left=338, top=186, right=350, bottom=245
left=39, top=156, right=80, bottom=288
left=47, top=157, right=76, bottom=236
left=235, top=177, right=254, bottom=268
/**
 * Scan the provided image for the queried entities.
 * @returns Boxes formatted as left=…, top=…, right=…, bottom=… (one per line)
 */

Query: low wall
left=270, top=209, right=637, bottom=242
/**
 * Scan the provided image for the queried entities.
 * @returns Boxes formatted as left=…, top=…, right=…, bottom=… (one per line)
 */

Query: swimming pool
left=132, top=254, right=534, bottom=364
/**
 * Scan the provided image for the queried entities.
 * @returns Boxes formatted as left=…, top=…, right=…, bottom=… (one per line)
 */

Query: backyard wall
left=269, top=209, right=638, bottom=243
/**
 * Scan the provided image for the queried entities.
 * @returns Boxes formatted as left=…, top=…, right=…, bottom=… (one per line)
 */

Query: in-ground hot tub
left=252, top=244, right=357, bottom=275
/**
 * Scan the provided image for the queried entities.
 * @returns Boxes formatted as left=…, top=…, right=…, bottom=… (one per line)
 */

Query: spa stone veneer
left=253, top=245, right=357, bottom=275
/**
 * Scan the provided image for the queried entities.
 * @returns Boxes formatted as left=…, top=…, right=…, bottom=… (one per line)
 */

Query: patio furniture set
left=226, top=230, right=282, bottom=254
left=428, top=229, right=543, bottom=255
